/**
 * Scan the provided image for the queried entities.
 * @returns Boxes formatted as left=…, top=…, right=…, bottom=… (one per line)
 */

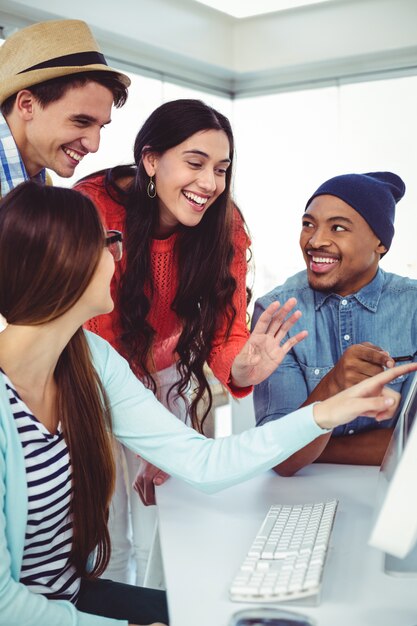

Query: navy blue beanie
left=305, top=172, right=406, bottom=250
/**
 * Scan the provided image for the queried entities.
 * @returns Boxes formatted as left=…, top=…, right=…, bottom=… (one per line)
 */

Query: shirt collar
left=314, top=268, right=384, bottom=312
left=0, top=112, right=45, bottom=197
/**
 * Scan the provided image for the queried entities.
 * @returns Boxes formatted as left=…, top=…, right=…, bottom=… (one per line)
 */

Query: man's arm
left=274, top=342, right=394, bottom=476
left=316, top=428, right=393, bottom=465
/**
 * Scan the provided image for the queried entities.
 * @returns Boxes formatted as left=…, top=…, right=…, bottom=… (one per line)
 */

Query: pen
left=392, top=355, right=413, bottom=362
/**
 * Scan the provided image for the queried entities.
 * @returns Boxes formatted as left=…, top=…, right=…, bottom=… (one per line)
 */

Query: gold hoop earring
left=147, top=176, right=156, bottom=198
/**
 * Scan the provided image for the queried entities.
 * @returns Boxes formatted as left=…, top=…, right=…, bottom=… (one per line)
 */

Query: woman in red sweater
left=75, top=99, right=306, bottom=585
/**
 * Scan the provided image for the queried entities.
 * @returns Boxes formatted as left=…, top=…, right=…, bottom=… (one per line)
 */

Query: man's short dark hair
left=1, top=70, right=128, bottom=117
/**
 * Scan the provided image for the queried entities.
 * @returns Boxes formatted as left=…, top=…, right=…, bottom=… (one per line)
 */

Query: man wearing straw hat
left=0, top=19, right=130, bottom=198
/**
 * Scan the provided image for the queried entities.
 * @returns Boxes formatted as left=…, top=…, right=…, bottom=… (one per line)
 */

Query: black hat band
left=18, top=51, right=108, bottom=74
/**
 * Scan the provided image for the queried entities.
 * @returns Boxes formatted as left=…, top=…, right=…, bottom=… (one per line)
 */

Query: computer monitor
left=368, top=371, right=417, bottom=575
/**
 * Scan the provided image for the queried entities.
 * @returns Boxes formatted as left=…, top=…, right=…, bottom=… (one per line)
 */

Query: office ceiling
left=192, top=0, right=334, bottom=19
left=0, top=0, right=416, bottom=97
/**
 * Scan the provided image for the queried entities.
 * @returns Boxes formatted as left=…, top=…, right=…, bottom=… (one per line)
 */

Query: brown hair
left=0, top=182, right=115, bottom=577
left=1, top=70, right=128, bottom=117
left=80, top=99, right=252, bottom=432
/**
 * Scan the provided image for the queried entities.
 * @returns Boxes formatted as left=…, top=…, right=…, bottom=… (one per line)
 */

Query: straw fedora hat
left=0, top=19, right=131, bottom=104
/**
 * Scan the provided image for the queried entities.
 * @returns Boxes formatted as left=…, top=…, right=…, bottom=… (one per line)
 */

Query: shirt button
left=344, top=334, right=350, bottom=341
left=341, top=299, right=348, bottom=306
left=314, top=368, right=320, bottom=375
left=348, top=429, right=355, bottom=435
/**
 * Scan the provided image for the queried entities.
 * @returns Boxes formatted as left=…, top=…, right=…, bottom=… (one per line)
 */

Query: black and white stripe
left=3, top=372, right=80, bottom=601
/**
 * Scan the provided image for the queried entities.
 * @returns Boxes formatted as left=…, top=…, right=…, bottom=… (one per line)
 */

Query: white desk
left=156, top=465, right=417, bottom=626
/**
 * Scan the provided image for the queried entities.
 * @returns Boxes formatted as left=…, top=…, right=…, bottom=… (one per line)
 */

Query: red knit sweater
left=76, top=174, right=251, bottom=398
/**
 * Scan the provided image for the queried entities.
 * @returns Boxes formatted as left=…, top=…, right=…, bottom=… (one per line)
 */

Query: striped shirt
left=0, top=112, right=45, bottom=198
left=2, top=371, right=80, bottom=601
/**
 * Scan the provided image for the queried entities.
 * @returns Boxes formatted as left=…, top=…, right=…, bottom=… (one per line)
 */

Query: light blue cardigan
left=0, top=331, right=324, bottom=626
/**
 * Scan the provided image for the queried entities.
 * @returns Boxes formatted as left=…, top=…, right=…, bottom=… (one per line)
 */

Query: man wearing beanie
left=0, top=19, right=130, bottom=197
left=253, top=171, right=417, bottom=475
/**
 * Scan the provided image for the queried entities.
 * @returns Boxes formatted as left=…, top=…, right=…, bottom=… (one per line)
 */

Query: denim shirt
left=252, top=268, right=417, bottom=436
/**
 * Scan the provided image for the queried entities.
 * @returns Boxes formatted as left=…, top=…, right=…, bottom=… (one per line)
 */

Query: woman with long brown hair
left=75, top=98, right=310, bottom=583
left=0, top=181, right=411, bottom=626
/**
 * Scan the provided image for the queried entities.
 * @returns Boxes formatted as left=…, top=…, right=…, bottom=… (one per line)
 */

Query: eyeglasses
left=105, top=230, right=123, bottom=262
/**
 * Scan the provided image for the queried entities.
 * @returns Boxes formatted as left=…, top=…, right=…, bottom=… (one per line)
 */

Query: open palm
left=231, top=298, right=308, bottom=388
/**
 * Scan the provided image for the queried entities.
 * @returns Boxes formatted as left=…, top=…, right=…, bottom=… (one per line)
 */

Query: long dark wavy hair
left=82, top=99, right=251, bottom=431
left=0, top=182, right=115, bottom=578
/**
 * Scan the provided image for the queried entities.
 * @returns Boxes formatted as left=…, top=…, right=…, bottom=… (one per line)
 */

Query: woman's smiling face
left=143, top=129, right=231, bottom=238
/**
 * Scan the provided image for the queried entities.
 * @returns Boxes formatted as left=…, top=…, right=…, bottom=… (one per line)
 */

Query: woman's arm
left=87, top=332, right=412, bottom=495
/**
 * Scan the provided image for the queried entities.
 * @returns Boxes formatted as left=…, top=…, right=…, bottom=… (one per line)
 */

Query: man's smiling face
left=21, top=81, right=114, bottom=178
left=300, top=194, right=387, bottom=296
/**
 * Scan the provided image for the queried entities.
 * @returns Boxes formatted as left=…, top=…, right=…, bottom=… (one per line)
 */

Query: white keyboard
left=229, top=500, right=338, bottom=603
